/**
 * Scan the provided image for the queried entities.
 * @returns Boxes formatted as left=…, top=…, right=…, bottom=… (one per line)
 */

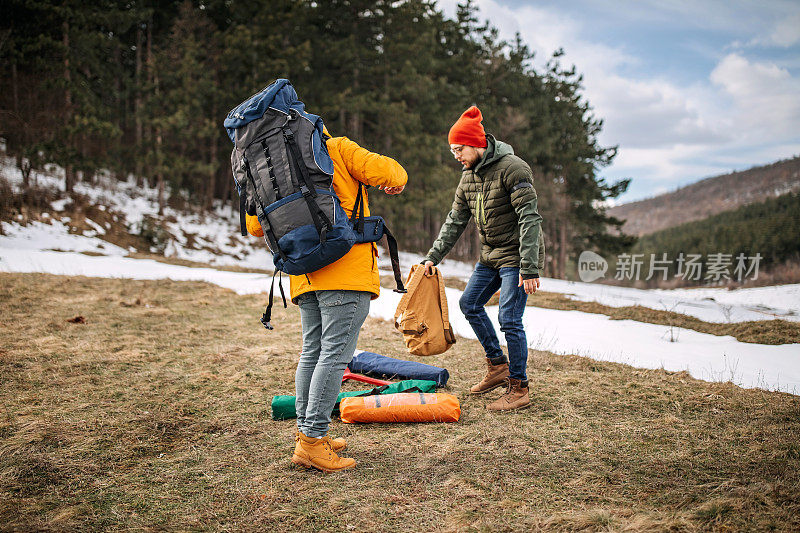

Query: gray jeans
left=295, top=290, right=371, bottom=438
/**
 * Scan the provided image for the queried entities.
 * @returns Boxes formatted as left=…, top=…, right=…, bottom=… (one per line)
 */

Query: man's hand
left=381, top=185, right=405, bottom=195
left=518, top=274, right=540, bottom=294
left=424, top=260, right=435, bottom=276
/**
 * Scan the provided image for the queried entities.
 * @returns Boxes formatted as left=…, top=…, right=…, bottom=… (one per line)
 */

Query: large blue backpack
left=224, top=79, right=406, bottom=328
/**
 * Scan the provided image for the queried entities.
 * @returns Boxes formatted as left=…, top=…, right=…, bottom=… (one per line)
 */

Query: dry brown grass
left=2, top=272, right=799, bottom=531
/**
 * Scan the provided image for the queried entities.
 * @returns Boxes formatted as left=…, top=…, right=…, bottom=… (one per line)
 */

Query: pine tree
left=2, top=0, right=636, bottom=279
left=146, top=1, right=220, bottom=211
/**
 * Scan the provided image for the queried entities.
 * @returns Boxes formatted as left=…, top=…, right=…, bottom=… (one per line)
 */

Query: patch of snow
left=51, top=198, right=70, bottom=211
left=1, top=247, right=797, bottom=396
left=85, top=218, right=106, bottom=235
left=537, top=278, right=800, bottom=324
left=370, top=285, right=800, bottom=395
left=1, top=155, right=274, bottom=271
left=0, top=220, right=126, bottom=256
left=376, top=246, right=477, bottom=280
left=2, top=154, right=798, bottom=395
left=379, top=246, right=800, bottom=324
left=658, top=284, right=800, bottom=319
left=0, top=249, right=272, bottom=294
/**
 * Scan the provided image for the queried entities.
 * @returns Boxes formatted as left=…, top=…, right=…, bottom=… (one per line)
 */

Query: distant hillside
left=610, top=157, right=800, bottom=236
left=632, top=191, right=800, bottom=278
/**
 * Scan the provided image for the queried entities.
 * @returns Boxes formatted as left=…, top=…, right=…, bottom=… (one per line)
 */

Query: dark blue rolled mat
left=348, top=351, right=449, bottom=387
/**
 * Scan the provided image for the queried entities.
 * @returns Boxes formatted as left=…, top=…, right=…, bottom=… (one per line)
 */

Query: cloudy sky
left=437, top=0, right=800, bottom=202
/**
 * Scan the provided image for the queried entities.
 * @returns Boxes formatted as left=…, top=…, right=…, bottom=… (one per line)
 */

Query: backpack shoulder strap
left=350, top=182, right=366, bottom=233
left=435, top=268, right=457, bottom=345
left=382, top=224, right=406, bottom=293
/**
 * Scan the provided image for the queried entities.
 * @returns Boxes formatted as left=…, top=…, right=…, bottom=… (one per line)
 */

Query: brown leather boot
left=291, top=432, right=356, bottom=473
left=470, top=360, right=510, bottom=394
left=295, top=430, right=346, bottom=452
left=487, top=378, right=530, bottom=411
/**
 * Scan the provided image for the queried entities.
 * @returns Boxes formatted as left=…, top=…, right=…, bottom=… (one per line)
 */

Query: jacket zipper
left=476, top=170, right=487, bottom=235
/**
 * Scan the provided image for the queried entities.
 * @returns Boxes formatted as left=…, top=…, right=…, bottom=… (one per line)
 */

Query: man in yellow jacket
left=247, top=132, right=407, bottom=472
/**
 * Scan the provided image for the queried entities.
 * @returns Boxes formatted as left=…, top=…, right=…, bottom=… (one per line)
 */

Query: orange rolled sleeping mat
left=339, top=392, right=460, bottom=423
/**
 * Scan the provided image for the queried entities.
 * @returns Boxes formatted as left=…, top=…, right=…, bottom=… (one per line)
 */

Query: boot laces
left=503, top=380, right=523, bottom=400
left=321, top=436, right=334, bottom=458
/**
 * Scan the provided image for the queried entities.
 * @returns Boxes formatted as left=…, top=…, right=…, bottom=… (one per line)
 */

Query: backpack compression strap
left=261, top=140, right=283, bottom=201
left=283, top=129, right=333, bottom=243
left=243, top=157, right=287, bottom=262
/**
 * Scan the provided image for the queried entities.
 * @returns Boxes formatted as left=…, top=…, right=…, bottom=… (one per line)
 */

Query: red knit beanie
left=448, top=106, right=487, bottom=148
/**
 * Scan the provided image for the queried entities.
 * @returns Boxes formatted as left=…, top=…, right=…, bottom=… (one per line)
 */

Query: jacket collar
left=473, top=134, right=514, bottom=176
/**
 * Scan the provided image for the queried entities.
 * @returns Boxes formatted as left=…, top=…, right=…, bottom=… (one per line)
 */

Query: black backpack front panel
left=232, top=108, right=343, bottom=259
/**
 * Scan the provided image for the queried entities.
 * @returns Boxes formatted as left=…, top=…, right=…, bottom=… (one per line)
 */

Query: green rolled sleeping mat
left=271, top=379, right=438, bottom=420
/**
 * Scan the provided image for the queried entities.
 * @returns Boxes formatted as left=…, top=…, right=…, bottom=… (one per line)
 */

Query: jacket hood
left=474, top=134, right=514, bottom=175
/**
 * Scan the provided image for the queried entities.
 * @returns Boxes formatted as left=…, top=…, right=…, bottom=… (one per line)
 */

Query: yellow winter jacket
left=246, top=135, right=408, bottom=303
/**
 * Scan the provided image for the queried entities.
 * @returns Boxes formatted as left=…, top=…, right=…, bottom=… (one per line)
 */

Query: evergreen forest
left=631, top=192, right=800, bottom=283
left=1, top=0, right=634, bottom=277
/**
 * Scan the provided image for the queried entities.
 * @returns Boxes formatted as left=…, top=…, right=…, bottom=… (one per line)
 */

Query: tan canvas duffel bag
left=393, top=264, right=457, bottom=356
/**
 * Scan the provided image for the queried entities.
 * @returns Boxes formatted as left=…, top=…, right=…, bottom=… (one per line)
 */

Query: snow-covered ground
left=2, top=156, right=799, bottom=395
left=3, top=246, right=798, bottom=395
left=0, top=248, right=272, bottom=292
left=2, top=156, right=275, bottom=270
left=370, top=288, right=800, bottom=395
left=388, top=249, right=800, bottom=324
left=1, top=219, right=129, bottom=256
left=527, top=277, right=800, bottom=324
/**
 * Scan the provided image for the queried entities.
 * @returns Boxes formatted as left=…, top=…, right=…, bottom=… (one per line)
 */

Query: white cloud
left=747, top=12, right=800, bottom=48
left=442, top=1, right=727, bottom=151
left=589, top=75, right=729, bottom=149
left=770, top=13, right=800, bottom=46
left=435, top=0, right=800, bottom=201
left=609, top=143, right=722, bottom=185
left=605, top=140, right=800, bottom=199
left=710, top=53, right=800, bottom=139
left=436, top=0, right=633, bottom=71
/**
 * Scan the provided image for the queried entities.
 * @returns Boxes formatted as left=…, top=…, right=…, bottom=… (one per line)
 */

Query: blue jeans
left=295, top=290, right=371, bottom=438
left=459, top=262, right=529, bottom=381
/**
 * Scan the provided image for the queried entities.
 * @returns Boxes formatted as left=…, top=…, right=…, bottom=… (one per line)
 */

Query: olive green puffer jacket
left=425, top=135, right=545, bottom=276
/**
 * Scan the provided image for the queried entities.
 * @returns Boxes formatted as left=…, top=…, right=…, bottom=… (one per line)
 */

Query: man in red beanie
left=423, top=105, right=545, bottom=411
